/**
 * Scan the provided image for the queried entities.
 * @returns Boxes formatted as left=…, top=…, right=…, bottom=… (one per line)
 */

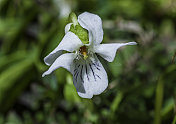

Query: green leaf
left=6, top=111, right=22, bottom=124
left=0, top=57, right=34, bottom=112
left=161, top=98, right=174, bottom=118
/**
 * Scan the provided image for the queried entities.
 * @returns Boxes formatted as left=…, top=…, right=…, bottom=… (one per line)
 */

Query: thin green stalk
left=110, top=91, right=123, bottom=120
left=154, top=77, right=164, bottom=124
left=173, top=96, right=176, bottom=124
left=172, top=115, right=176, bottom=124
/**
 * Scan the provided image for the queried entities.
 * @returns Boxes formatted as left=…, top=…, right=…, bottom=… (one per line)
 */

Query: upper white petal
left=95, top=42, right=137, bottom=62
left=72, top=54, right=108, bottom=98
left=65, top=23, right=73, bottom=34
left=78, top=12, right=103, bottom=45
left=42, top=53, right=76, bottom=77
left=44, top=31, right=83, bottom=66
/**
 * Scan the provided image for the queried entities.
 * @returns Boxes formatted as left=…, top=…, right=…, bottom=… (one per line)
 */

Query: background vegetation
left=0, top=0, right=176, bottom=123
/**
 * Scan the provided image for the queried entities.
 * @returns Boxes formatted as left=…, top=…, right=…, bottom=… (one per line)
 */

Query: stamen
left=79, top=46, right=88, bottom=60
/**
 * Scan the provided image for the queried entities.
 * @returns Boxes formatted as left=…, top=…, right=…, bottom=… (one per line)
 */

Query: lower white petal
left=42, top=53, right=76, bottom=77
left=95, top=42, right=137, bottom=62
left=72, top=54, right=108, bottom=98
left=44, top=31, right=83, bottom=66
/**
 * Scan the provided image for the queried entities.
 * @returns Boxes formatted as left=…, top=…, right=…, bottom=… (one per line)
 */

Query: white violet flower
left=42, top=12, right=137, bottom=99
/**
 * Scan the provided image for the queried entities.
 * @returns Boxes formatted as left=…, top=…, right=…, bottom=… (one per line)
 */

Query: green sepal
left=70, top=24, right=89, bottom=44
left=68, top=12, right=89, bottom=44
left=69, top=12, right=78, bottom=26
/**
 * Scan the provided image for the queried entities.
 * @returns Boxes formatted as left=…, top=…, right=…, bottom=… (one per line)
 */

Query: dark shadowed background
left=0, top=0, right=176, bottom=124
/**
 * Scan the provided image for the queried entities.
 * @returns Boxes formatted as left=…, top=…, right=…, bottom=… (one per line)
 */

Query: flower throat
left=79, top=46, right=88, bottom=60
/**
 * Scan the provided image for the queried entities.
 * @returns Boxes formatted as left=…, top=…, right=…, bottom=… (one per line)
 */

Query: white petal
left=95, top=42, right=137, bottom=62
left=44, top=31, right=83, bottom=66
left=65, top=23, right=73, bottom=34
left=72, top=54, right=108, bottom=98
left=78, top=12, right=103, bottom=45
left=42, top=53, right=76, bottom=77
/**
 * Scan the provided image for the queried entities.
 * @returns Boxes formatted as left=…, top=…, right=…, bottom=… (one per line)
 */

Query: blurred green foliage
left=0, top=0, right=176, bottom=124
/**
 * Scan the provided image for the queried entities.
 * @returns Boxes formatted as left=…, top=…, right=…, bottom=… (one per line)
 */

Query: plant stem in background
left=154, top=76, right=164, bottom=124
left=172, top=52, right=176, bottom=64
